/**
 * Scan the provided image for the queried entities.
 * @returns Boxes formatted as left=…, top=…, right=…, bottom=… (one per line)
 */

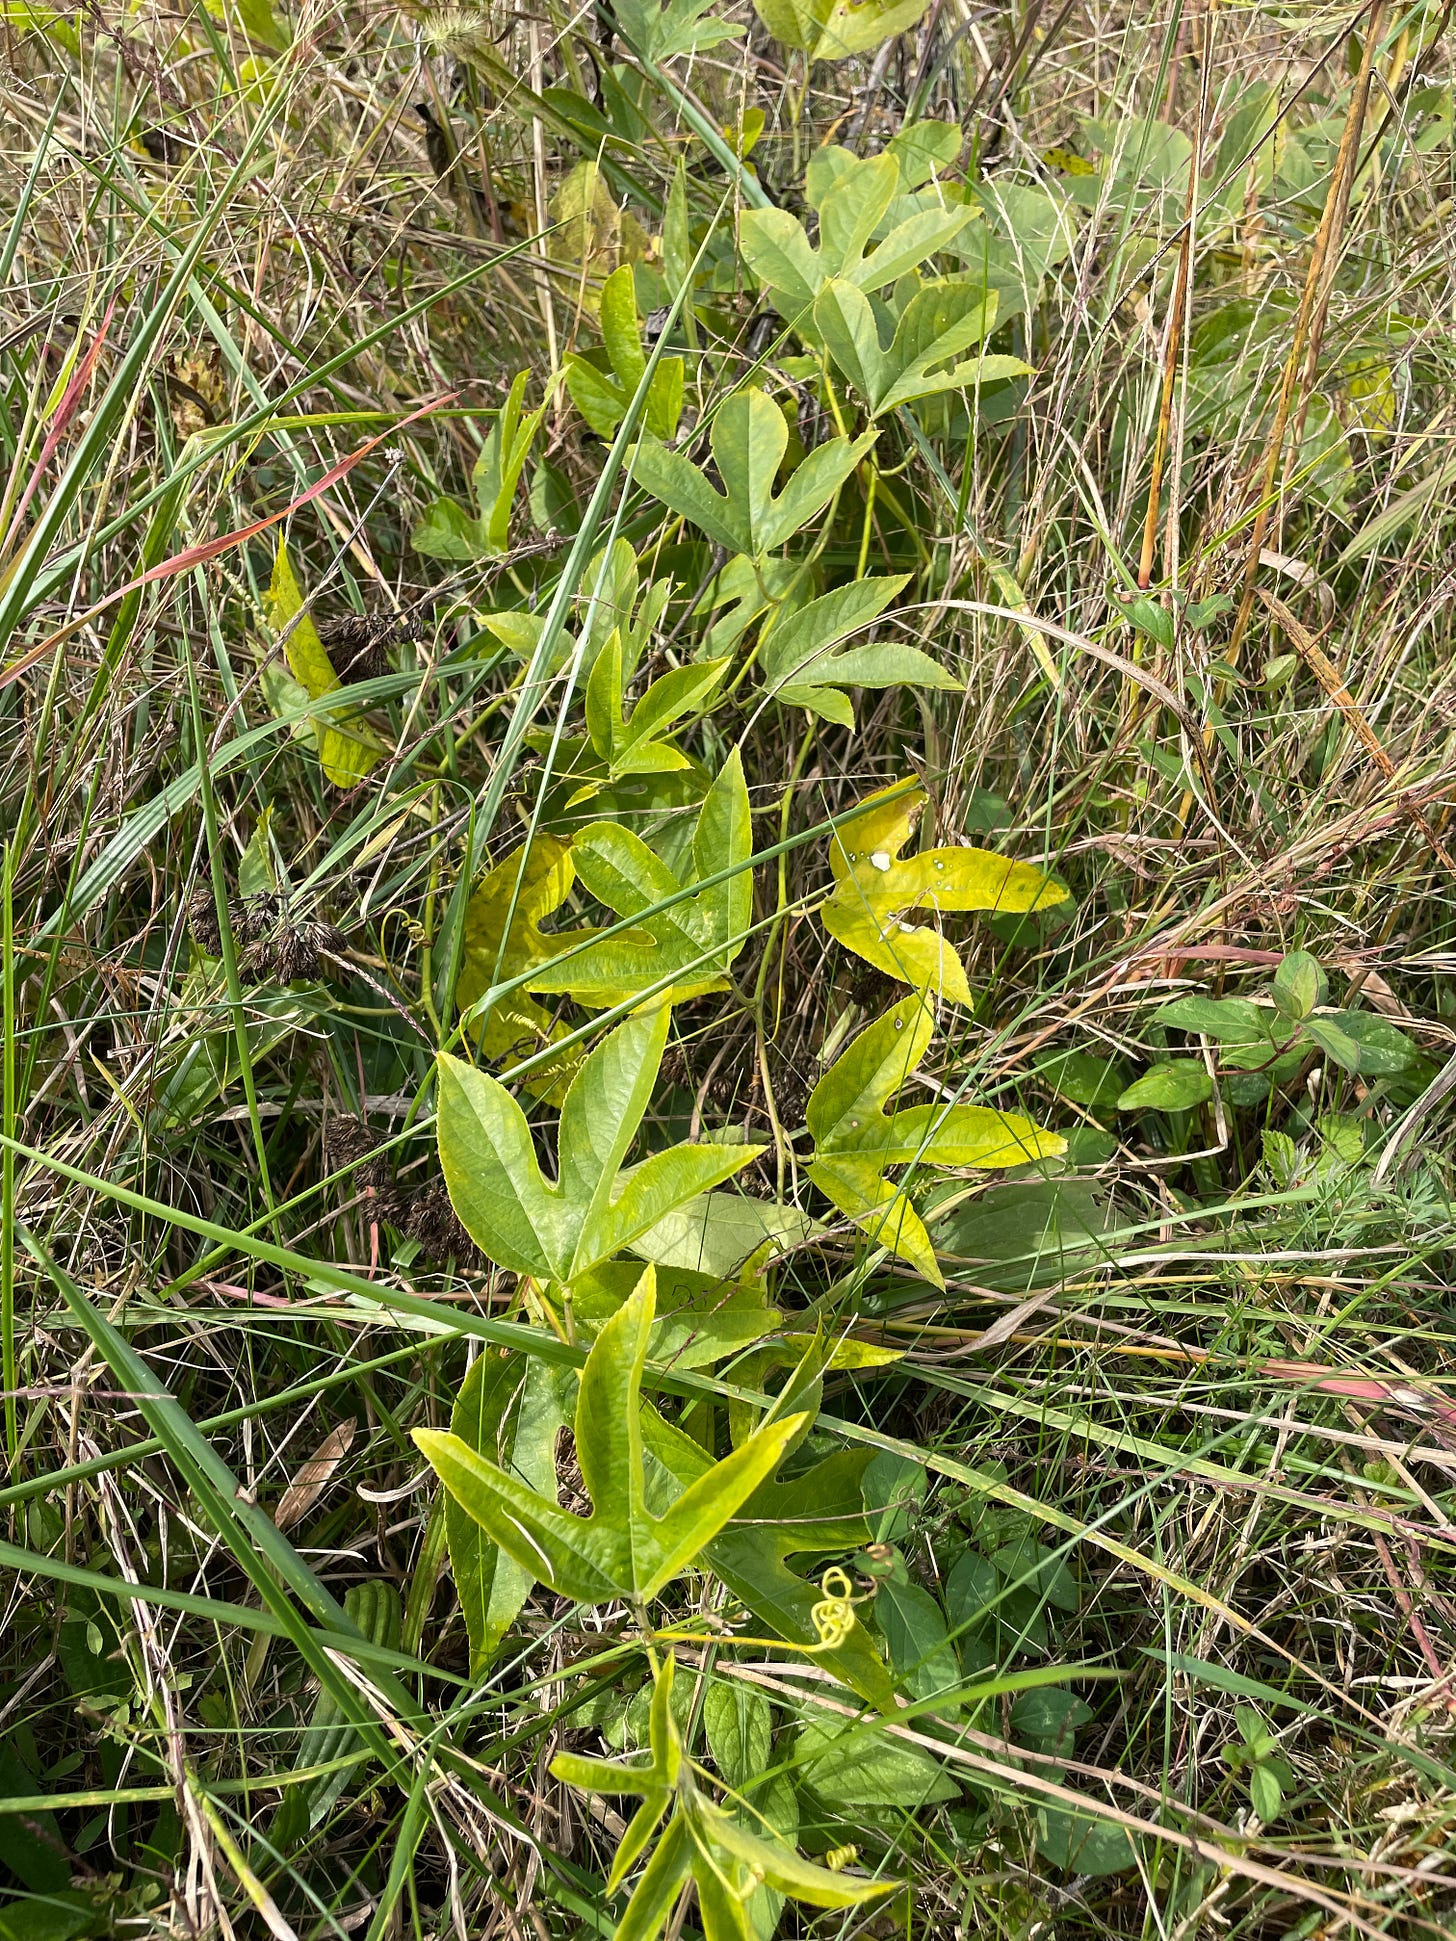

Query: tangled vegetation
left=2, top=0, right=1456, bottom=1935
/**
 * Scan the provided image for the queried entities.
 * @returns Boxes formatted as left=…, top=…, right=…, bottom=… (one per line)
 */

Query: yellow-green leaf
left=265, top=542, right=382, bottom=788
left=456, top=836, right=579, bottom=1101
left=822, top=780, right=1067, bottom=1001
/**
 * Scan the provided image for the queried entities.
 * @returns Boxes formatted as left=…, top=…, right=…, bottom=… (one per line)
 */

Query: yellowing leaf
left=822, top=781, right=1067, bottom=1003
left=753, top=0, right=930, bottom=61
left=456, top=836, right=579, bottom=1102
left=806, top=995, right=1064, bottom=1286
left=548, top=162, right=630, bottom=316
left=265, top=542, right=382, bottom=788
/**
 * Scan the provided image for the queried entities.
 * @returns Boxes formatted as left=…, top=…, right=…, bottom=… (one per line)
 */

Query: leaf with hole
left=822, top=781, right=1068, bottom=1004
left=633, top=388, right=875, bottom=557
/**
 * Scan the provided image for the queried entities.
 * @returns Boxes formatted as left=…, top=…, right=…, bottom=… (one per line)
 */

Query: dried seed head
left=325, top=1116, right=400, bottom=1212
left=235, top=892, right=283, bottom=944
left=275, top=919, right=345, bottom=984
left=403, top=1184, right=482, bottom=1269
left=319, top=613, right=392, bottom=686
left=187, top=888, right=222, bottom=957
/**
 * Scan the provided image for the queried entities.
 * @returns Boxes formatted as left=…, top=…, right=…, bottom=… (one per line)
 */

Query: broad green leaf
left=616, top=0, right=744, bottom=58
left=1301, top=1014, right=1363, bottom=1074
left=1116, top=1062, right=1212, bottom=1113
left=412, top=494, right=488, bottom=559
left=569, top=1260, right=779, bottom=1369
left=806, top=996, right=1064, bottom=1285
left=989, top=1537, right=1080, bottom=1612
left=412, top=373, right=543, bottom=559
left=456, top=834, right=578, bottom=1099
left=585, top=624, right=727, bottom=778
left=752, top=0, right=931, bottom=65
left=877, top=1578, right=962, bottom=1704
left=474, top=372, right=546, bottom=553
left=265, top=542, right=382, bottom=787
left=757, top=574, right=958, bottom=723
left=740, top=154, right=974, bottom=328
left=822, top=781, right=1067, bottom=1003
left=415, top=1269, right=808, bottom=1603
left=614, top=1811, right=693, bottom=1941
left=932, top=1179, right=1115, bottom=1293
left=1035, top=1804, right=1137, bottom=1875
left=529, top=750, right=754, bottom=1006
left=445, top=1351, right=571, bottom=1674
left=629, top=1189, right=820, bottom=1276
left=554, top=1659, right=890, bottom=1937
left=2, top=0, right=82, bottom=55
left=437, top=1005, right=763, bottom=1280
left=794, top=1717, right=959, bottom=1806
left=633, top=388, right=875, bottom=557
left=1319, top=1009, right=1417, bottom=1076
left=648, top=1405, right=900, bottom=1708
left=1272, top=951, right=1326, bottom=1022
left=887, top=121, right=962, bottom=187
left=704, top=1684, right=773, bottom=1790
left=1153, top=995, right=1275, bottom=1044
left=565, top=265, right=685, bottom=442
left=1249, top=1761, right=1284, bottom=1823
left=642, top=1410, right=898, bottom=1710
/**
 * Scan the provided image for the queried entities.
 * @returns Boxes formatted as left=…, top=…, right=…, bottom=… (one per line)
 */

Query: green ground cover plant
left=2, top=0, right=1456, bottom=1935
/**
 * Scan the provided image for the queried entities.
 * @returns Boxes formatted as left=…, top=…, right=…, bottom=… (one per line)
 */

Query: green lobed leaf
left=805, top=996, right=1064, bottom=1284
left=415, top=1269, right=808, bottom=1603
left=633, top=388, right=875, bottom=557
left=529, top=750, right=754, bottom=1006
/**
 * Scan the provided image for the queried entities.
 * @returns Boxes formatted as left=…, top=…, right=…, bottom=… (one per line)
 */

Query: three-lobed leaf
left=553, top=1657, right=892, bottom=1941
left=566, top=264, right=685, bottom=442
left=739, top=152, right=973, bottom=324
left=814, top=277, right=1028, bottom=416
left=415, top=1269, right=807, bottom=1603
left=822, top=781, right=1068, bottom=1004
left=806, top=996, right=1063, bottom=1285
left=633, top=388, right=875, bottom=557
left=757, top=573, right=958, bottom=726
left=437, top=1004, right=764, bottom=1281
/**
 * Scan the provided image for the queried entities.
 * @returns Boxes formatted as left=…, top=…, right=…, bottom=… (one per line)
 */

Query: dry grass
left=2, top=1, right=1456, bottom=1936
